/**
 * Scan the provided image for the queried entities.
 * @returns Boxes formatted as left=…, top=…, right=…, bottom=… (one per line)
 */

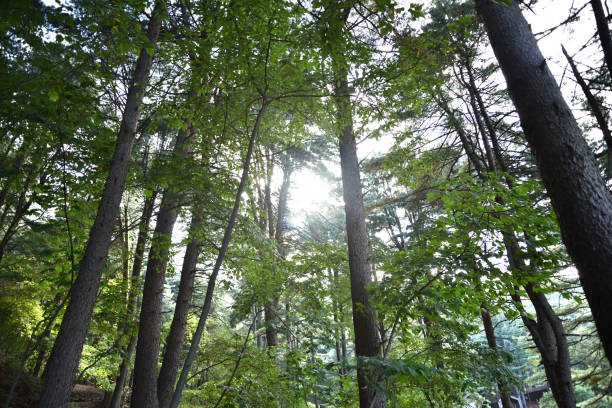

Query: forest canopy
left=1, top=0, right=612, bottom=407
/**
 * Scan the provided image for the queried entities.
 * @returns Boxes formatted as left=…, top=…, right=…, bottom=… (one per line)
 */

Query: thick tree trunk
left=591, top=0, right=612, bottom=81
left=524, top=284, right=575, bottom=408
left=475, top=0, right=612, bottom=365
left=264, top=300, right=279, bottom=348
left=480, top=304, right=513, bottom=408
left=131, top=125, right=193, bottom=408
left=38, top=5, right=163, bottom=407
left=157, top=212, right=202, bottom=408
left=169, top=100, right=268, bottom=408
left=334, top=56, right=387, bottom=408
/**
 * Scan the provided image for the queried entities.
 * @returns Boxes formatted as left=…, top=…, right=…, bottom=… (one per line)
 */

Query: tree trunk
left=264, top=300, right=279, bottom=348
left=524, top=284, right=575, bottom=408
left=169, top=100, right=268, bottom=408
left=475, top=0, right=612, bottom=365
left=157, top=212, right=202, bottom=408
left=480, top=304, right=513, bottom=408
left=591, top=0, right=612, bottom=82
left=561, top=45, right=612, bottom=152
left=38, top=5, right=163, bottom=407
left=265, top=162, right=293, bottom=349
left=109, top=191, right=157, bottom=408
left=131, top=125, right=193, bottom=408
left=334, top=47, right=387, bottom=408
left=452, top=93, right=577, bottom=406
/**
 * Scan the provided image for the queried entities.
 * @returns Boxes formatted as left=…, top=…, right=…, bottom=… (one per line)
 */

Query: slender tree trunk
left=38, top=5, right=163, bottom=407
left=157, top=212, right=202, bottom=408
left=591, top=0, right=612, bottom=81
left=333, top=46, right=387, bottom=408
left=131, top=125, right=193, bottom=408
left=480, top=304, right=513, bottom=408
left=561, top=45, right=612, bottom=151
left=264, top=163, right=292, bottom=349
left=169, top=100, right=268, bottom=408
left=475, top=0, right=612, bottom=365
left=452, top=99, right=577, bottom=406
left=434, top=95, right=486, bottom=177
left=110, top=191, right=158, bottom=408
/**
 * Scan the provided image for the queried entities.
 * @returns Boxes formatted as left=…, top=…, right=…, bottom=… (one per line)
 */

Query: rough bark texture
left=131, top=125, right=192, bottom=408
left=334, top=59, right=387, bottom=408
left=110, top=191, right=157, bottom=408
left=157, top=212, right=202, bottom=408
left=38, top=6, right=162, bottom=407
left=475, top=0, right=612, bottom=365
left=169, top=101, right=267, bottom=408
left=524, top=284, right=575, bottom=408
left=591, top=0, right=612, bottom=81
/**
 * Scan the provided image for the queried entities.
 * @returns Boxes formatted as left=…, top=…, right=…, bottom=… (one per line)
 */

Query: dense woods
left=1, top=0, right=612, bottom=407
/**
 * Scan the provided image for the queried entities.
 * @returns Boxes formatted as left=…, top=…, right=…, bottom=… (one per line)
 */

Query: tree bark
left=131, top=124, right=193, bottom=408
left=109, top=190, right=157, bottom=408
left=157, top=212, right=202, bottom=408
left=169, top=100, right=268, bottom=408
left=475, top=0, right=612, bottom=366
left=333, top=43, right=387, bottom=408
left=38, top=5, right=163, bottom=407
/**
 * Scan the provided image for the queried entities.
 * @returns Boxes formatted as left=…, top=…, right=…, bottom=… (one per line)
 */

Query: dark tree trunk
left=264, top=300, right=279, bottom=348
left=38, top=6, right=163, bottom=407
left=480, top=304, right=513, bottom=408
left=524, top=284, right=575, bottom=408
left=591, top=0, right=612, bottom=82
left=169, top=100, right=268, bottom=408
left=109, top=190, right=157, bottom=408
left=451, top=92, right=577, bottom=407
left=157, top=212, right=202, bottom=408
left=131, top=125, right=193, bottom=408
left=334, top=50, right=387, bottom=408
left=475, top=0, right=612, bottom=366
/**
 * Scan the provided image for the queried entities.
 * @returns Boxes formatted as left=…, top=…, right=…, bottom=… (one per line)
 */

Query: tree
left=475, top=0, right=612, bottom=367
left=38, top=3, right=164, bottom=406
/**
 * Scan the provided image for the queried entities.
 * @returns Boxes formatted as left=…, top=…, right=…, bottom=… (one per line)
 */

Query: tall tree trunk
left=480, top=304, right=513, bottom=408
left=157, top=212, right=202, bottom=408
left=475, top=0, right=612, bottom=365
left=452, top=98, right=577, bottom=406
left=169, top=100, right=268, bottom=408
left=333, top=42, right=387, bottom=408
left=131, top=125, right=193, bottom=408
left=264, top=162, right=293, bottom=349
left=38, top=5, right=163, bottom=407
left=109, top=190, right=158, bottom=408
left=591, top=0, right=612, bottom=81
